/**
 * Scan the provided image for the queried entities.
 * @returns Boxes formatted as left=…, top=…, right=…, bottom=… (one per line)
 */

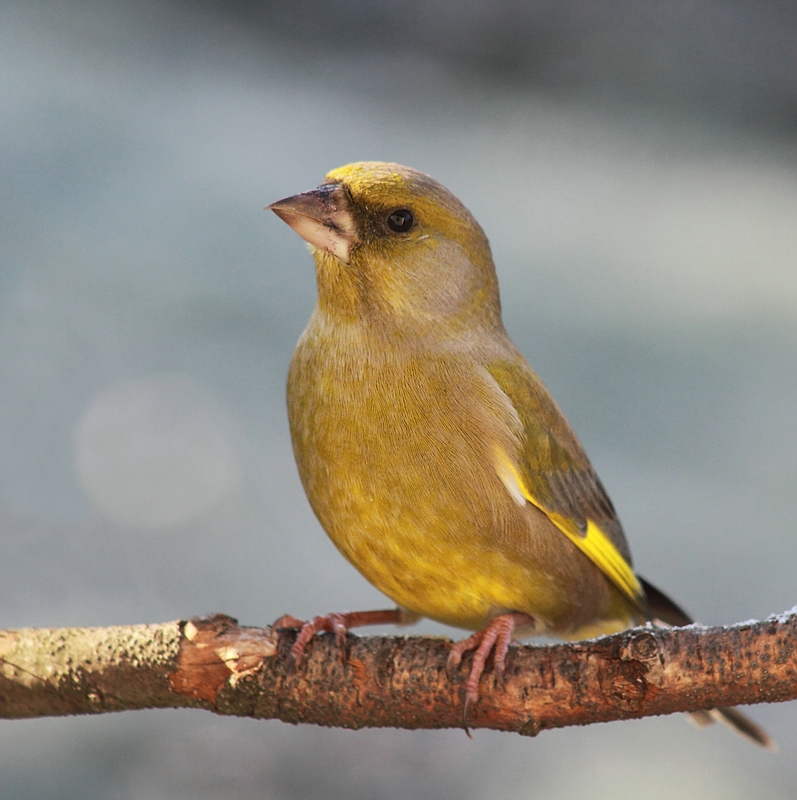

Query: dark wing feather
left=486, top=358, right=633, bottom=565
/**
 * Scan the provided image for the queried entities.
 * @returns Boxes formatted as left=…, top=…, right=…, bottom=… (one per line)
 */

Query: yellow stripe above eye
left=494, top=448, right=644, bottom=607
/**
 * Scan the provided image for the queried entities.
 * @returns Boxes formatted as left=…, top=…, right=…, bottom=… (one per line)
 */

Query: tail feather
left=639, top=576, right=693, bottom=627
left=706, top=707, right=777, bottom=751
left=639, top=576, right=776, bottom=750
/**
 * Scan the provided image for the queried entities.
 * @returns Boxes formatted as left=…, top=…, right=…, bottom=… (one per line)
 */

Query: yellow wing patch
left=494, top=448, right=644, bottom=607
left=546, top=514, right=643, bottom=606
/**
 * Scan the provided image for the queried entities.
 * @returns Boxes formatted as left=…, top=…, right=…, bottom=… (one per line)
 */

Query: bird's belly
left=323, top=500, right=549, bottom=631
left=288, top=341, right=622, bottom=634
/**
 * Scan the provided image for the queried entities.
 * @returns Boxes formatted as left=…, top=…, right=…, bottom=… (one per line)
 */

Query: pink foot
left=447, top=612, right=534, bottom=734
left=272, top=609, right=404, bottom=671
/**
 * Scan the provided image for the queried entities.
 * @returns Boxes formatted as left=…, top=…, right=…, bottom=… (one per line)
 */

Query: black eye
left=386, top=208, right=414, bottom=233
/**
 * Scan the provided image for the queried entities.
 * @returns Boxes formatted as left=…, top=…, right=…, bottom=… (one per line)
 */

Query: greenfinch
left=269, top=161, right=771, bottom=747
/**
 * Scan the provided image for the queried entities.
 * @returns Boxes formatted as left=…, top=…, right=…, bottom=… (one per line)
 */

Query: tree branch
left=1, top=611, right=795, bottom=737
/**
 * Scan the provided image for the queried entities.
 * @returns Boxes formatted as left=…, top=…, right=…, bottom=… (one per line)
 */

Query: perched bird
left=268, top=161, right=772, bottom=747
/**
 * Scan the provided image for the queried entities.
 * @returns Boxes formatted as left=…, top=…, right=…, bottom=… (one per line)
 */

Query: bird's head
left=269, top=162, right=502, bottom=337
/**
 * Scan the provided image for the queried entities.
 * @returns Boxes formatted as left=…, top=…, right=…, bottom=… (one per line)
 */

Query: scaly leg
left=447, top=612, right=534, bottom=733
left=272, top=609, right=407, bottom=671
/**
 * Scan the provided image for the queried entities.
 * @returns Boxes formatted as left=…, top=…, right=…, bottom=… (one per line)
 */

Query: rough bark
left=1, top=611, right=795, bottom=738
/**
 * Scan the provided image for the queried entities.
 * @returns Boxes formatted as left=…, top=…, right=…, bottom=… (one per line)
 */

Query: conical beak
left=267, top=183, right=358, bottom=264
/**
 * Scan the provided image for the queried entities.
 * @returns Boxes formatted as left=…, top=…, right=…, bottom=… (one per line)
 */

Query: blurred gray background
left=1, top=0, right=796, bottom=797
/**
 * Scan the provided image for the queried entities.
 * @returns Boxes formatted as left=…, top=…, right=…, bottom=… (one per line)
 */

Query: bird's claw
left=271, top=609, right=405, bottom=673
left=273, top=613, right=350, bottom=671
left=447, top=612, right=532, bottom=733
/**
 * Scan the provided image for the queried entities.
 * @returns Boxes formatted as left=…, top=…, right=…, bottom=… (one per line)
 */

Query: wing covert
left=486, top=358, right=644, bottom=609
